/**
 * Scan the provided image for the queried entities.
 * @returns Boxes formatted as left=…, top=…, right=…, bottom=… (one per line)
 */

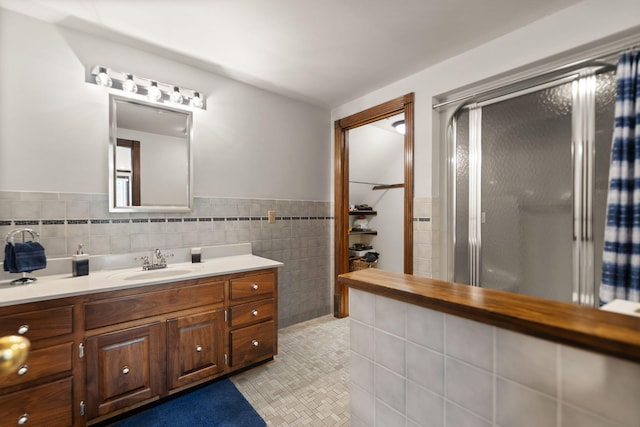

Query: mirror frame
left=108, top=94, right=194, bottom=213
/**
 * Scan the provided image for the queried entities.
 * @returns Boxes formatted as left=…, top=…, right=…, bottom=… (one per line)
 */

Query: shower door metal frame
left=450, top=69, right=602, bottom=305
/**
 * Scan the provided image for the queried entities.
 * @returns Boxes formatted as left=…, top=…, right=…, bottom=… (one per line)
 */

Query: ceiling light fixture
left=170, top=86, right=184, bottom=104
left=122, top=74, right=137, bottom=94
left=89, top=65, right=205, bottom=109
left=95, top=66, right=112, bottom=88
left=147, top=81, right=162, bottom=101
left=392, top=120, right=406, bottom=135
left=190, top=92, right=204, bottom=109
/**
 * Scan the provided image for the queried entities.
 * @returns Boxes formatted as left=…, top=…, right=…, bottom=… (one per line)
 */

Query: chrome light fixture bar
left=89, top=65, right=205, bottom=109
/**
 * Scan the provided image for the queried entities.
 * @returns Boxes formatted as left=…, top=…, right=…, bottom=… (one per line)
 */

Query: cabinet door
left=167, top=309, right=225, bottom=389
left=86, top=322, right=164, bottom=420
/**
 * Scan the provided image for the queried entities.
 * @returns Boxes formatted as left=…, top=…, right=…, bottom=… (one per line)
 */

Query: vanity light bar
left=89, top=65, right=205, bottom=109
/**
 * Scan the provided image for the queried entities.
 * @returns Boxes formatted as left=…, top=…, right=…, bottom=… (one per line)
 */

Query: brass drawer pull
left=251, top=310, right=259, bottom=316
left=251, top=284, right=259, bottom=290
left=251, top=340, right=259, bottom=347
left=17, top=365, right=28, bottom=376
left=18, top=413, right=29, bottom=425
left=122, top=366, right=130, bottom=375
left=18, top=325, right=29, bottom=335
left=196, top=345, right=203, bottom=352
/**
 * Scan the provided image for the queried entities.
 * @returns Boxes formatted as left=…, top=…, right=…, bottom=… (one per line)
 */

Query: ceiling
left=0, top=0, right=580, bottom=108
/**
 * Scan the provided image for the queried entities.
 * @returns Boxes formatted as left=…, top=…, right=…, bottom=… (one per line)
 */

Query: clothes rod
left=372, top=183, right=404, bottom=190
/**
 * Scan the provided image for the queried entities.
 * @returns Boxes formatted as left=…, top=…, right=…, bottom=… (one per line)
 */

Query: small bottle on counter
left=72, top=244, right=89, bottom=277
left=191, top=247, right=202, bottom=263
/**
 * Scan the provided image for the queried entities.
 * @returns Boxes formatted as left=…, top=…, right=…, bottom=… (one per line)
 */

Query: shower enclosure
left=448, top=67, right=616, bottom=306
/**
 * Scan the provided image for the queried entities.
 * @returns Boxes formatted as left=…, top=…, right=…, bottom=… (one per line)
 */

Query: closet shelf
left=349, top=211, right=378, bottom=215
left=349, top=230, right=378, bottom=236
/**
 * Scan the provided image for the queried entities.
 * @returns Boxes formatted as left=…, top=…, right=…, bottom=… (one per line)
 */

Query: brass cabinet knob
left=0, top=335, right=30, bottom=376
left=251, top=340, right=259, bottom=347
left=251, top=310, right=258, bottom=317
left=196, top=345, right=202, bottom=352
left=17, top=325, right=29, bottom=335
left=122, top=366, right=130, bottom=375
left=17, top=365, right=28, bottom=376
left=251, top=284, right=259, bottom=290
left=17, top=414, right=28, bottom=425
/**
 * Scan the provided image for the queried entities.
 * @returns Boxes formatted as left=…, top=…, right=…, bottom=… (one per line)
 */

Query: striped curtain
left=601, top=50, right=640, bottom=304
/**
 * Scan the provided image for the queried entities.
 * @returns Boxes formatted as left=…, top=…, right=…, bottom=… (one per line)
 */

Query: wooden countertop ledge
left=339, top=269, right=640, bottom=363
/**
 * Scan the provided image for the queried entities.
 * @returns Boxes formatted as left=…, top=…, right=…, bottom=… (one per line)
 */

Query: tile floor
left=232, top=315, right=350, bottom=426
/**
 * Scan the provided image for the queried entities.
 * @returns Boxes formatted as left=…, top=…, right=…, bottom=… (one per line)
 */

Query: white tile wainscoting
left=349, top=288, right=640, bottom=427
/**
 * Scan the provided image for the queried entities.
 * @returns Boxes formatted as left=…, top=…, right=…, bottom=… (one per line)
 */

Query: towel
left=3, top=243, right=17, bottom=273
left=3, top=242, right=47, bottom=273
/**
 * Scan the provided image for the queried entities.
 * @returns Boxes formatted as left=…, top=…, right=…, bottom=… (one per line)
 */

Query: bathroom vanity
left=0, top=247, right=281, bottom=426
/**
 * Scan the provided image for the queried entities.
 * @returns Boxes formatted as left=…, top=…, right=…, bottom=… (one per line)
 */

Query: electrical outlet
left=268, top=210, right=276, bottom=224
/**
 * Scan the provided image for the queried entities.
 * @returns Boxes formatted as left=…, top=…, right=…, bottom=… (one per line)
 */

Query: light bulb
left=170, top=86, right=183, bottom=104
left=147, top=81, right=162, bottom=101
left=190, top=92, right=203, bottom=109
left=95, top=67, right=112, bottom=88
left=122, top=74, right=137, bottom=94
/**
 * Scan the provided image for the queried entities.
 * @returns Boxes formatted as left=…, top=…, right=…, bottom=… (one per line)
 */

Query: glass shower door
left=480, top=83, right=574, bottom=301
left=453, top=69, right=615, bottom=305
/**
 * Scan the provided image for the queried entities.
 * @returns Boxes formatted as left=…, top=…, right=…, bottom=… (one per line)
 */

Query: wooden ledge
left=339, top=269, right=640, bottom=363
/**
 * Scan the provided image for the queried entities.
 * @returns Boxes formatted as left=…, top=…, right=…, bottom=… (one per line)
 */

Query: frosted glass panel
left=454, top=110, right=470, bottom=284
left=594, top=70, right=616, bottom=289
left=480, top=82, right=574, bottom=301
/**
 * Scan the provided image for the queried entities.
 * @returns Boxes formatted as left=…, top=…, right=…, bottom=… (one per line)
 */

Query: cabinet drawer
left=230, top=320, right=275, bottom=367
left=0, top=377, right=72, bottom=426
left=229, top=299, right=274, bottom=327
left=229, top=273, right=274, bottom=302
left=85, top=280, right=224, bottom=329
left=0, top=341, right=73, bottom=388
left=0, top=306, right=73, bottom=342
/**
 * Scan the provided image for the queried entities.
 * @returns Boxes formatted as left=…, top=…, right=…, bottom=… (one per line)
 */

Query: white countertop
left=0, top=249, right=282, bottom=307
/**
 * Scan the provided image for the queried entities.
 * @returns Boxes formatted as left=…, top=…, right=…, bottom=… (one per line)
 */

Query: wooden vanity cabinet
left=0, top=267, right=278, bottom=426
left=0, top=301, right=75, bottom=427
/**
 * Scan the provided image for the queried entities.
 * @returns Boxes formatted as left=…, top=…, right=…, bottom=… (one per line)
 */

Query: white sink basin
left=108, top=268, right=193, bottom=281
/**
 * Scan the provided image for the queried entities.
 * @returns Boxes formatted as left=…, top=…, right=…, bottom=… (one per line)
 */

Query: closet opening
left=334, top=93, right=414, bottom=318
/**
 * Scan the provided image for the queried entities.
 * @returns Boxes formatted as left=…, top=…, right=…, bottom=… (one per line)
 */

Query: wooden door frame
left=334, top=93, right=414, bottom=317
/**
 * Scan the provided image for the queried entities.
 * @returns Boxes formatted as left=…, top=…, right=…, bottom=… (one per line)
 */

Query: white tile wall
left=413, top=196, right=439, bottom=279
left=349, top=288, right=640, bottom=427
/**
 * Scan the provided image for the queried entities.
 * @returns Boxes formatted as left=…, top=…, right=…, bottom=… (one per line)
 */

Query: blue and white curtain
left=601, top=49, right=640, bottom=304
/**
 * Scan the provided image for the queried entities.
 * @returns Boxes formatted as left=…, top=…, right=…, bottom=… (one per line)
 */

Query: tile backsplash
left=0, top=191, right=333, bottom=327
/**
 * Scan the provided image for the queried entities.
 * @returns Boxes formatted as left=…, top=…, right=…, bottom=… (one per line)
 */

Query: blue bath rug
left=110, top=379, right=266, bottom=427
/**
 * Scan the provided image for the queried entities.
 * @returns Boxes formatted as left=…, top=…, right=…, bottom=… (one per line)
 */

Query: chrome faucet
left=139, top=249, right=172, bottom=271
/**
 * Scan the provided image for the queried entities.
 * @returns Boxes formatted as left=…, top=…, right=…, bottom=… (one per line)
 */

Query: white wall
left=0, top=8, right=330, bottom=201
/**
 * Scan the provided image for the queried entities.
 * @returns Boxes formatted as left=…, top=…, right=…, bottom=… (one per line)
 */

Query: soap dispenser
left=72, top=244, right=89, bottom=277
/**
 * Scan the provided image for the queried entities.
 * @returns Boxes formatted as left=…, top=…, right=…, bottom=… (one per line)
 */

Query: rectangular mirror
left=109, top=95, right=193, bottom=212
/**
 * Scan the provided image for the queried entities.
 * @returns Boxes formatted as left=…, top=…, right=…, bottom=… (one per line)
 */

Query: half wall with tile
left=349, top=288, right=640, bottom=427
